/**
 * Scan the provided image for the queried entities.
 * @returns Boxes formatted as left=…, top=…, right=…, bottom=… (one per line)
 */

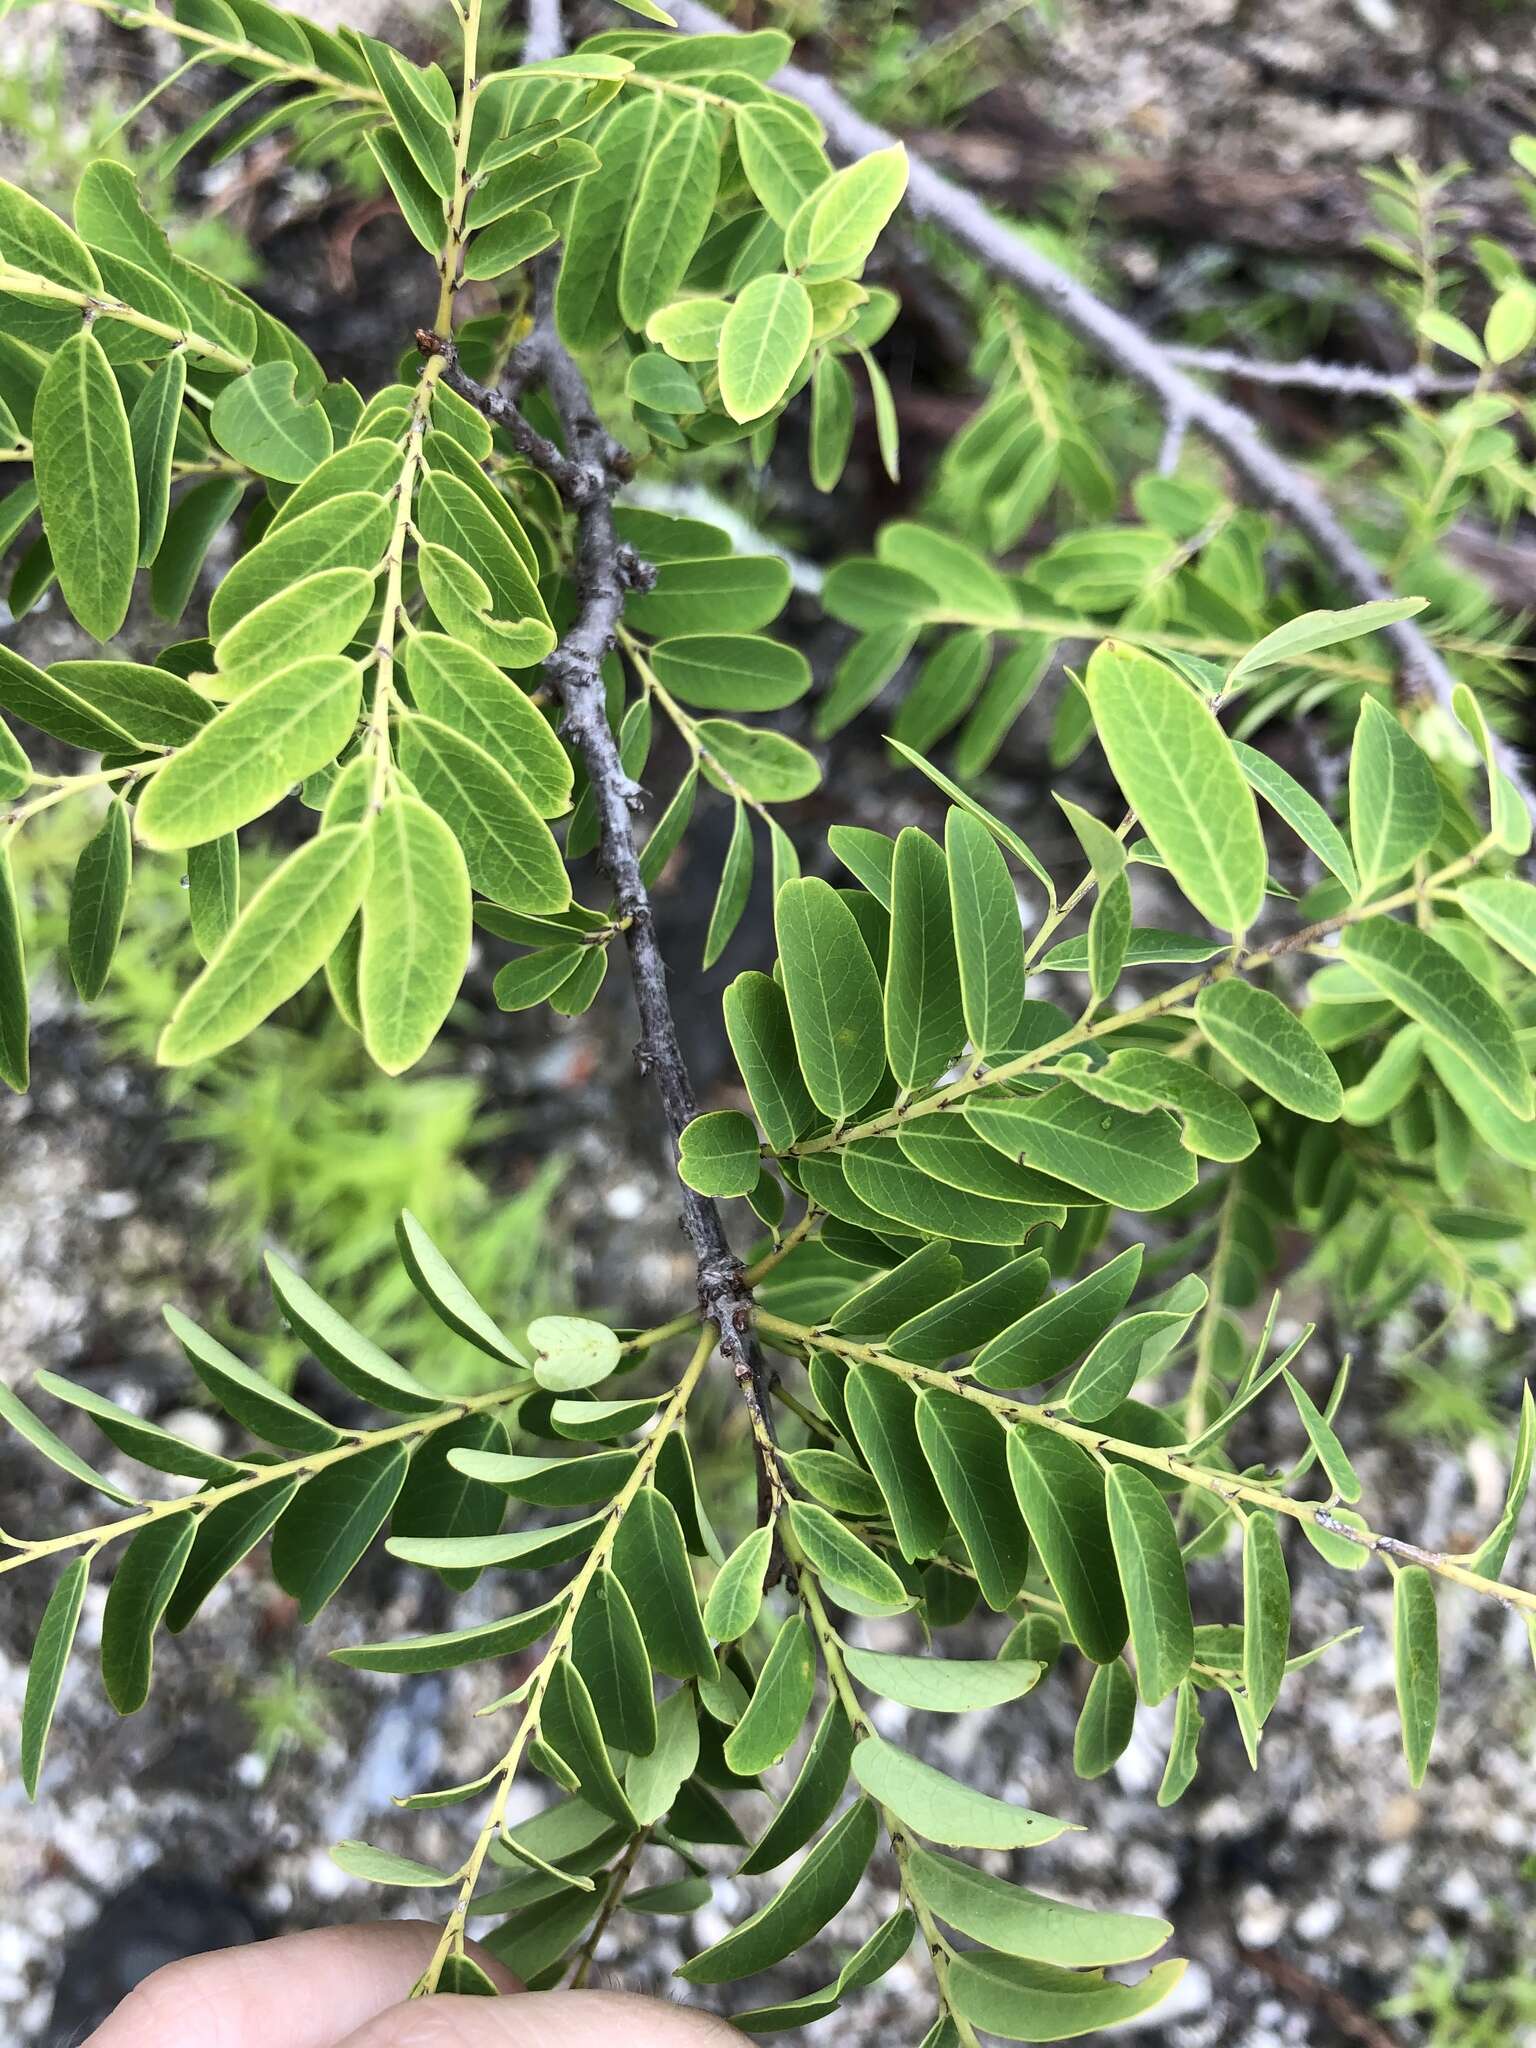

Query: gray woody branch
left=670, top=0, right=1536, bottom=823
left=435, top=0, right=780, bottom=1513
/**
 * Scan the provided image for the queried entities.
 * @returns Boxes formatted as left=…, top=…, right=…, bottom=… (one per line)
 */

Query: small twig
left=417, top=330, right=606, bottom=503
left=454, top=0, right=779, bottom=1520
left=568, top=1826, right=652, bottom=1988
left=1235, top=1943, right=1404, bottom=2048
left=1156, top=403, right=1190, bottom=475
left=1164, top=345, right=1481, bottom=401
left=668, top=0, right=1536, bottom=825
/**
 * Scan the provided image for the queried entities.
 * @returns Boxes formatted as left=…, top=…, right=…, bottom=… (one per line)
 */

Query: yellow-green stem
left=791, top=837, right=1498, bottom=1157
left=414, top=1328, right=715, bottom=1992
left=756, top=1313, right=1536, bottom=1616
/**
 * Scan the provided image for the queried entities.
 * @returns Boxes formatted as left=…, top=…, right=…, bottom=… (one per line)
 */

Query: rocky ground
left=3, top=1, right=1536, bottom=2043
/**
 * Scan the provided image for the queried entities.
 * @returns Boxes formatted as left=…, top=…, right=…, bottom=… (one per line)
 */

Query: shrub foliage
left=1, top=0, right=1534, bottom=2037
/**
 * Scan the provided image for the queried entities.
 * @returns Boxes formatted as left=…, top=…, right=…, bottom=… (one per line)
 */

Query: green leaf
left=627, top=552, right=791, bottom=637
left=611, top=1487, right=714, bottom=1681
left=809, top=351, right=855, bottom=492
left=646, top=295, right=730, bottom=360
left=331, top=1840, right=456, bottom=1887
left=397, top=713, right=570, bottom=913
left=214, top=569, right=378, bottom=695
left=1233, top=741, right=1357, bottom=895
left=528, top=1314, right=621, bottom=1392
left=774, top=876, right=886, bottom=1120
left=395, top=1210, right=525, bottom=1367
left=468, top=136, right=598, bottom=228
left=908, top=1845, right=1170, bottom=1966
left=1348, top=698, right=1442, bottom=895
left=626, top=1686, right=700, bottom=1828
left=266, top=1252, right=441, bottom=1412
left=703, top=1523, right=773, bottom=1643
left=737, top=104, right=832, bottom=228
left=704, top=800, right=755, bottom=969
left=1227, top=599, right=1426, bottom=683
left=1195, top=980, right=1344, bottom=1121
left=724, top=1614, right=817, bottom=1774
left=1342, top=918, right=1531, bottom=1117
left=1393, top=1565, right=1439, bottom=1787
left=208, top=491, right=393, bottom=637
left=0, top=713, right=28, bottom=802
left=67, top=798, right=131, bottom=1002
left=832, top=1242, right=963, bottom=1341
left=1450, top=684, right=1530, bottom=858
left=1282, top=1370, right=1360, bottom=1503
left=894, top=629, right=993, bottom=755
left=678, top=1798, right=878, bottom=1983
left=128, top=349, right=186, bottom=566
left=650, top=636, right=809, bottom=715
left=845, top=1645, right=1043, bottom=1713
left=946, top=806, right=1026, bottom=1056
left=851, top=1735, right=1071, bottom=1850
left=151, top=475, right=245, bottom=622
left=1158, top=1678, right=1204, bottom=1806
left=158, top=826, right=372, bottom=1065
left=789, top=145, right=908, bottom=282
left=32, top=329, right=138, bottom=640
left=33, top=1369, right=240, bottom=1482
left=844, top=1366, right=949, bottom=1562
left=210, top=360, right=332, bottom=481
left=1007, top=1427, right=1127, bottom=1663
left=333, top=1600, right=565, bottom=1675
left=884, top=826, right=965, bottom=1091
left=0, top=172, right=102, bottom=292
left=965, top=1087, right=1197, bottom=1212
left=970, top=1246, right=1144, bottom=1390
left=1241, top=1512, right=1290, bottom=1728
left=136, top=656, right=362, bottom=851
left=618, top=104, right=721, bottom=329
left=1085, top=642, right=1266, bottom=934
left=947, top=1953, right=1187, bottom=2042
left=270, top=1442, right=410, bottom=1619
left=388, top=1515, right=603, bottom=1573
left=678, top=1109, right=761, bottom=1198
left=100, top=1511, right=196, bottom=1714
left=789, top=1500, right=911, bottom=1613
left=1456, top=876, right=1536, bottom=976
left=450, top=1448, right=633, bottom=1507
left=1062, top=1292, right=1202, bottom=1422
left=916, top=1389, right=1030, bottom=1610
left=571, top=1566, right=657, bottom=1756
left=0, top=847, right=27, bottom=1091
left=362, top=41, right=456, bottom=194
left=45, top=659, right=212, bottom=746
left=696, top=718, right=819, bottom=802
left=462, top=207, right=557, bottom=281
left=740, top=1703, right=854, bottom=1875
left=358, top=794, right=470, bottom=1075
left=733, top=1909, right=914, bottom=2033
left=1072, top=1657, right=1135, bottom=1778
left=1065, top=1048, right=1257, bottom=1163
left=163, top=1474, right=300, bottom=1634
left=812, top=622, right=916, bottom=740
left=556, top=95, right=674, bottom=352
left=1105, top=1465, right=1193, bottom=1703
left=21, top=1559, right=89, bottom=1798
left=718, top=272, right=813, bottom=423
left=392, top=1414, right=507, bottom=1595
left=1466, top=1382, right=1534, bottom=1579
left=164, top=1305, right=340, bottom=1453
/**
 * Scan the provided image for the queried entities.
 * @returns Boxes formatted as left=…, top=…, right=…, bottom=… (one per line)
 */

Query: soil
left=3, top=4, right=1535, bottom=2045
